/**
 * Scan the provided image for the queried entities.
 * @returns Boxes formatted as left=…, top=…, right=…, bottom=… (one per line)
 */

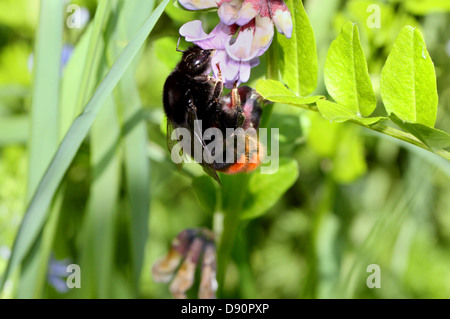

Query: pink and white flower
left=178, top=0, right=293, bottom=87
left=179, top=0, right=293, bottom=39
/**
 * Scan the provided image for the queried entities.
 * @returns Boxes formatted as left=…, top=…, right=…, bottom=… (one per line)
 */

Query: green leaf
left=332, top=126, right=367, bottom=183
left=256, top=79, right=323, bottom=106
left=308, top=113, right=341, bottom=157
left=390, top=114, right=450, bottom=150
left=307, top=115, right=367, bottom=183
left=381, top=26, right=438, bottom=127
left=317, top=100, right=386, bottom=125
left=0, top=0, right=170, bottom=291
left=240, top=158, right=299, bottom=220
left=192, top=176, right=218, bottom=214
left=324, top=21, right=376, bottom=117
left=278, top=0, right=318, bottom=96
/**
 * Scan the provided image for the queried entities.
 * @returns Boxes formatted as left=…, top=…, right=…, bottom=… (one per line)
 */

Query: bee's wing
left=187, top=109, right=222, bottom=185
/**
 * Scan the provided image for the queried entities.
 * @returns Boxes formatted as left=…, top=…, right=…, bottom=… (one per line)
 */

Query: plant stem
left=215, top=32, right=283, bottom=298
left=281, top=102, right=450, bottom=161
left=356, top=123, right=450, bottom=161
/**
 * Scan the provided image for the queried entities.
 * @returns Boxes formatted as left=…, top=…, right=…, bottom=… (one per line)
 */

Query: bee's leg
left=216, top=63, right=223, bottom=80
left=212, top=78, right=223, bottom=101
left=231, top=82, right=241, bottom=109
left=230, top=82, right=245, bottom=127
left=208, top=63, right=224, bottom=102
left=185, top=89, right=196, bottom=111
left=205, top=72, right=223, bottom=113
left=191, top=74, right=210, bottom=83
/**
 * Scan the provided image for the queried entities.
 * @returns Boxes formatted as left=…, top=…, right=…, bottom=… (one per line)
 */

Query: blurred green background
left=0, top=0, right=449, bottom=299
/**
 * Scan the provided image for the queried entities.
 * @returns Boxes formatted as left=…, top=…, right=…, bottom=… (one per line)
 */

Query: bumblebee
left=163, top=45, right=263, bottom=184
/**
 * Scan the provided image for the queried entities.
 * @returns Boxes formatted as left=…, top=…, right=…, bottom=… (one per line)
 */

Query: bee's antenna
left=176, top=36, right=185, bottom=53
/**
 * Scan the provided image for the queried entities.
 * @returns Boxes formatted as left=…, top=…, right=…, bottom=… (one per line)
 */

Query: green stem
left=281, top=103, right=450, bottom=161
left=367, top=123, right=450, bottom=161
left=216, top=174, right=250, bottom=298
left=215, top=30, right=282, bottom=299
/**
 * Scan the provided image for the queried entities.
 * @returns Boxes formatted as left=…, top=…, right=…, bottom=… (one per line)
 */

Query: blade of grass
left=19, top=0, right=112, bottom=298
left=118, top=69, right=150, bottom=290
left=20, top=0, right=111, bottom=299
left=0, top=0, right=170, bottom=291
left=26, top=0, right=63, bottom=201
left=74, top=0, right=116, bottom=299
left=73, top=0, right=112, bottom=117
left=16, top=0, right=63, bottom=298
left=108, top=0, right=154, bottom=291
left=60, top=25, right=103, bottom=137
left=80, top=92, right=120, bottom=298
left=17, top=187, right=65, bottom=298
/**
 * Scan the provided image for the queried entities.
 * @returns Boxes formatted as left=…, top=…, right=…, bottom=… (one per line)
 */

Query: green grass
left=0, top=0, right=170, bottom=294
left=0, top=0, right=449, bottom=299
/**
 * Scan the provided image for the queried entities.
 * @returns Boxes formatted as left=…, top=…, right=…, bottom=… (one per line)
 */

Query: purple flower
left=152, top=228, right=217, bottom=299
left=178, top=0, right=292, bottom=88
left=61, top=44, right=75, bottom=68
left=217, top=0, right=293, bottom=37
left=47, top=256, right=72, bottom=294
left=180, top=0, right=293, bottom=42
left=28, top=44, right=75, bottom=74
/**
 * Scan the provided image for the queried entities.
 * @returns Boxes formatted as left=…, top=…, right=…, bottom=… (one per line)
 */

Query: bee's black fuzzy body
left=163, top=46, right=227, bottom=130
left=162, top=45, right=264, bottom=182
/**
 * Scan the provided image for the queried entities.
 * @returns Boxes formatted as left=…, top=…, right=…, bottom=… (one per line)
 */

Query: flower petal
left=179, top=20, right=215, bottom=49
left=235, top=0, right=261, bottom=26
left=239, top=61, right=251, bottom=83
left=179, top=0, right=219, bottom=10
left=180, top=21, right=235, bottom=50
left=251, top=15, right=274, bottom=58
left=258, top=0, right=270, bottom=17
left=268, top=0, right=293, bottom=38
left=152, top=249, right=183, bottom=283
left=223, top=58, right=240, bottom=85
left=218, top=0, right=243, bottom=25
left=198, top=244, right=218, bottom=299
left=173, top=229, right=197, bottom=256
left=211, top=50, right=229, bottom=79
left=225, top=21, right=255, bottom=61
left=249, top=56, right=260, bottom=68
left=210, top=23, right=236, bottom=50
left=169, top=237, right=204, bottom=299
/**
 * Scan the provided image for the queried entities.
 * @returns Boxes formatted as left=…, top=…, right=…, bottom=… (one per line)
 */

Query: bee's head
left=178, top=46, right=214, bottom=76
